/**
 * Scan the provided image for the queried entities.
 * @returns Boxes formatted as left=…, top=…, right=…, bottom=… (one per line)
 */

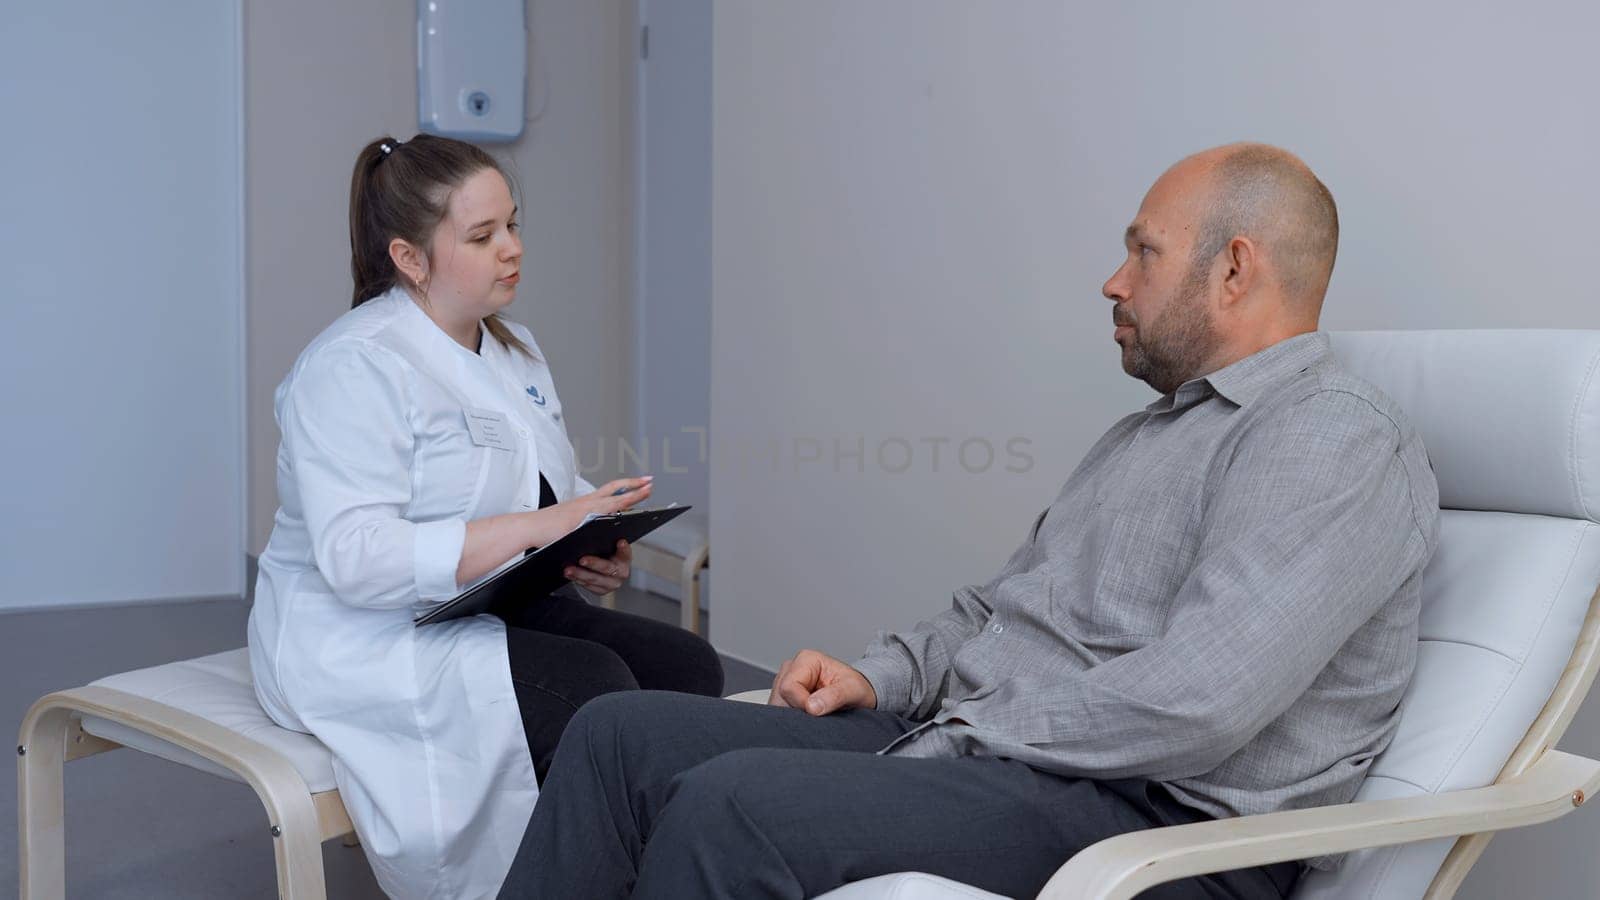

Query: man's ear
left=1220, top=235, right=1258, bottom=307
left=389, top=238, right=428, bottom=288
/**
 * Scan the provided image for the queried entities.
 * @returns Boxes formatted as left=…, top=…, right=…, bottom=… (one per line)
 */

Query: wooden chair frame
left=17, top=686, right=354, bottom=900
left=630, top=540, right=710, bottom=636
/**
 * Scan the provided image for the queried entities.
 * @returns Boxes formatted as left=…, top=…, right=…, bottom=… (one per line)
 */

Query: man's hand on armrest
left=769, top=649, right=879, bottom=716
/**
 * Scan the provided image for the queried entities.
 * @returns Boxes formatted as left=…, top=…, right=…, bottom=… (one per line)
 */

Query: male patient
left=498, top=144, right=1440, bottom=900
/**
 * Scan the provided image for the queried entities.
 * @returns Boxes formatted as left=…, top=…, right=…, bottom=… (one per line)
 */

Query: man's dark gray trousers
left=496, top=691, right=1301, bottom=900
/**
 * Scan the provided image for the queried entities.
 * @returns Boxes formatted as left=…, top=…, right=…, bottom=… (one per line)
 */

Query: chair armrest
left=1042, top=749, right=1600, bottom=900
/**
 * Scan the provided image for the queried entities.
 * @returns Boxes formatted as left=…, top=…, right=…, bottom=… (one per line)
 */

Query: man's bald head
left=1186, top=143, right=1340, bottom=310
left=1103, top=144, right=1341, bottom=393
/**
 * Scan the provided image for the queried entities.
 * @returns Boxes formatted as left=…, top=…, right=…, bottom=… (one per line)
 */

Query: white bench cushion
left=81, top=647, right=338, bottom=793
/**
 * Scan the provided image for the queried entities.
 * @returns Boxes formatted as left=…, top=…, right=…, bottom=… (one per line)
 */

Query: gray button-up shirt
left=855, top=332, right=1439, bottom=868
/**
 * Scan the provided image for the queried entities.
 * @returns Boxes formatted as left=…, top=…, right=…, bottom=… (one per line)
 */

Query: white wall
left=636, top=0, right=712, bottom=511
left=0, top=0, right=244, bottom=610
left=246, top=0, right=636, bottom=552
left=631, top=0, right=714, bottom=604
left=710, top=2, right=1600, bottom=893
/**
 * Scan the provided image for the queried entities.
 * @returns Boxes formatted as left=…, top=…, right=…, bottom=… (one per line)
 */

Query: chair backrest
left=1294, top=330, right=1600, bottom=899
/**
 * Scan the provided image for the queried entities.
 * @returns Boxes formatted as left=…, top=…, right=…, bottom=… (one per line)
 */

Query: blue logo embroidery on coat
left=526, top=385, right=547, bottom=407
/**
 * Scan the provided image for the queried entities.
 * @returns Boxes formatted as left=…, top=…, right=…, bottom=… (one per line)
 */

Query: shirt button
left=518, top=427, right=530, bottom=438
left=990, top=622, right=1004, bottom=634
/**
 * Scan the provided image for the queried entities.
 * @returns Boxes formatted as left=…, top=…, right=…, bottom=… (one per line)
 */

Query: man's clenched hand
left=769, top=649, right=878, bottom=716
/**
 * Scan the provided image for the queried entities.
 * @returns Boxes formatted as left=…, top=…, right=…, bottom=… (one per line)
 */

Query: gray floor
left=0, top=589, right=770, bottom=899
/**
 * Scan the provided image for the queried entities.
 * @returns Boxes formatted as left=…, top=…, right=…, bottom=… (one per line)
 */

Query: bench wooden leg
left=17, top=705, right=72, bottom=900
left=270, top=805, right=328, bottom=900
left=247, top=739, right=327, bottom=899
left=678, top=548, right=709, bottom=637
left=680, top=561, right=701, bottom=635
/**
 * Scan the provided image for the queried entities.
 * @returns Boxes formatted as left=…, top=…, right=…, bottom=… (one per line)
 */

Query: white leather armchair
left=732, top=330, right=1600, bottom=899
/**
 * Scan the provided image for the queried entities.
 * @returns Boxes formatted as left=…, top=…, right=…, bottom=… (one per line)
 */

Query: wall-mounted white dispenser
left=417, top=0, right=526, bottom=143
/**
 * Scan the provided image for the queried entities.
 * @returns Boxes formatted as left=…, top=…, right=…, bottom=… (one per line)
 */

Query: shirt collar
left=1145, top=331, right=1331, bottom=413
left=392, top=286, right=494, bottom=362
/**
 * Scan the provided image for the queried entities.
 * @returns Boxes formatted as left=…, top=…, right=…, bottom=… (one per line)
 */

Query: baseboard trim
left=0, top=591, right=245, bottom=615
left=714, top=646, right=778, bottom=678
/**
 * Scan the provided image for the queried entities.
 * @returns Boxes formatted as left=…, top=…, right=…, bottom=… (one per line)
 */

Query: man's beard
left=1121, top=263, right=1223, bottom=395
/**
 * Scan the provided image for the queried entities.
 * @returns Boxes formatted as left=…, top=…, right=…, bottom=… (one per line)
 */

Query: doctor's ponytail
left=348, top=134, right=534, bottom=358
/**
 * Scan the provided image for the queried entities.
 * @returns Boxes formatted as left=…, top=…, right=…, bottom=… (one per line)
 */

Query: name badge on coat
left=464, top=408, right=514, bottom=450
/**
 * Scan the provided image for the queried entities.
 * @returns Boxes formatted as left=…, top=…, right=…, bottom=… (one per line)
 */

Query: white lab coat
left=247, top=287, right=595, bottom=899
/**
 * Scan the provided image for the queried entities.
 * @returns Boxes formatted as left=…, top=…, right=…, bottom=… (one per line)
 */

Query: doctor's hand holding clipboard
left=454, top=475, right=655, bottom=595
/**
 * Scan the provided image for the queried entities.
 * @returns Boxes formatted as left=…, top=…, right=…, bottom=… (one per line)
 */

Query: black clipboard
left=414, top=504, right=693, bottom=626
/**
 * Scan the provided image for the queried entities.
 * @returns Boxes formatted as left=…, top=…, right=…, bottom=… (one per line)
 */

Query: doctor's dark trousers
left=496, top=472, right=724, bottom=781
left=496, top=691, right=1302, bottom=900
left=496, top=594, right=724, bottom=781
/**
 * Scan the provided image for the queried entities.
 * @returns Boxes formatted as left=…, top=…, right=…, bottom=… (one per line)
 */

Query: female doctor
left=247, top=134, right=724, bottom=900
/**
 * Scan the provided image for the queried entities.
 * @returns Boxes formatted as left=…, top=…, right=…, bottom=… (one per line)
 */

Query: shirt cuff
left=854, top=652, right=916, bottom=717
left=413, top=518, right=467, bottom=603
